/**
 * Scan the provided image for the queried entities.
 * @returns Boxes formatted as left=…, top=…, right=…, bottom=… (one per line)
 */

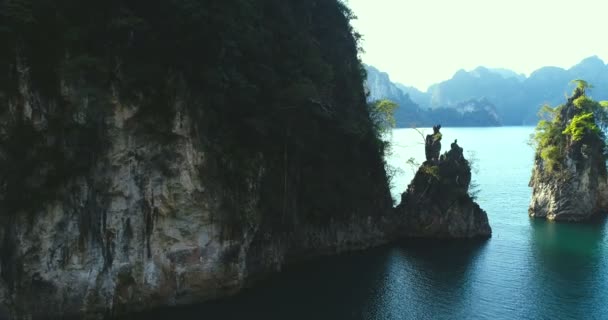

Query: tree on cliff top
left=532, top=80, right=608, bottom=172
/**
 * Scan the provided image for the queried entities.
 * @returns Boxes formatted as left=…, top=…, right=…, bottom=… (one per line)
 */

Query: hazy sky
left=346, top=0, right=608, bottom=91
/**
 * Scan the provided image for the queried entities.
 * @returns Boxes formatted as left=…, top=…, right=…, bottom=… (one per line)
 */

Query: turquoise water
left=138, top=127, right=608, bottom=320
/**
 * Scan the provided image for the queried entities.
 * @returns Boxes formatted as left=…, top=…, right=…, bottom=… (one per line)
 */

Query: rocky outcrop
left=0, top=2, right=492, bottom=319
left=529, top=87, right=608, bottom=221
left=0, top=82, right=493, bottom=319
left=0, top=1, right=402, bottom=319
left=424, top=125, right=442, bottom=162
left=0, top=82, right=492, bottom=319
left=0, top=60, right=401, bottom=320
left=396, top=141, right=492, bottom=238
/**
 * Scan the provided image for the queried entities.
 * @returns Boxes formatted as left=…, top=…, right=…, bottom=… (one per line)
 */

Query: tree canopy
left=369, top=99, right=397, bottom=136
left=533, top=80, right=608, bottom=172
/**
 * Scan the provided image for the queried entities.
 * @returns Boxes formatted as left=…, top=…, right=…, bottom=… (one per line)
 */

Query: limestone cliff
left=396, top=141, right=492, bottom=238
left=0, top=1, right=401, bottom=318
left=529, top=84, right=608, bottom=221
left=0, top=1, right=492, bottom=319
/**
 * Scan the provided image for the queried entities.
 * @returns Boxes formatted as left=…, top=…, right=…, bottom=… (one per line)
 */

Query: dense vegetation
left=532, top=80, right=608, bottom=173
left=0, top=0, right=392, bottom=228
left=368, top=99, right=397, bottom=135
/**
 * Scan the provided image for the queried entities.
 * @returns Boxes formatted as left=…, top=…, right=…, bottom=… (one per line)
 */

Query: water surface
left=139, top=127, right=608, bottom=320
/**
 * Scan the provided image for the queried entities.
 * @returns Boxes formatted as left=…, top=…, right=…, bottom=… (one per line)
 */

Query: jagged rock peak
left=529, top=84, right=608, bottom=221
left=396, top=139, right=492, bottom=238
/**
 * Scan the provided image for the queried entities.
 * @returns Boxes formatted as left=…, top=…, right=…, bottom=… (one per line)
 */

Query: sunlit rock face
left=529, top=88, right=608, bottom=221
left=529, top=140, right=608, bottom=221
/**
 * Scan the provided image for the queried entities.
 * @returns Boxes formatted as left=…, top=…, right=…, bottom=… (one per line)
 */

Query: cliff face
left=365, top=65, right=413, bottom=104
left=529, top=157, right=608, bottom=221
left=0, top=2, right=493, bottom=318
left=396, top=142, right=492, bottom=238
left=364, top=65, right=429, bottom=127
left=529, top=87, right=608, bottom=221
left=0, top=1, right=401, bottom=318
left=0, top=84, right=397, bottom=319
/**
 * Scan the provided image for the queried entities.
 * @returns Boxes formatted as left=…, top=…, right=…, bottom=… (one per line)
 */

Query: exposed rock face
left=0, top=83, right=493, bottom=319
left=0, top=65, right=401, bottom=319
left=396, top=141, right=492, bottom=238
left=424, top=125, right=442, bottom=162
left=0, top=3, right=492, bottom=318
left=0, top=1, right=402, bottom=319
left=0, top=84, right=492, bottom=319
left=529, top=88, right=608, bottom=221
left=364, top=65, right=413, bottom=104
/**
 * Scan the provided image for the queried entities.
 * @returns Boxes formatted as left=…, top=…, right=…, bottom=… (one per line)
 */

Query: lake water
left=137, top=127, right=608, bottom=320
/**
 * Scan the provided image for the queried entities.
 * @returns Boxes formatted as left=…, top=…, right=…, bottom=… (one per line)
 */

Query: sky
left=346, top=0, right=608, bottom=91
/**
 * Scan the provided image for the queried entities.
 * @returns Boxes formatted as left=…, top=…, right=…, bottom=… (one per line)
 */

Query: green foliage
left=367, top=99, right=398, bottom=196
left=540, top=145, right=561, bottom=172
left=573, top=95, right=595, bottom=110
left=406, top=157, right=420, bottom=174
left=562, top=112, right=599, bottom=141
left=533, top=80, right=608, bottom=173
left=534, top=115, right=566, bottom=172
left=537, top=103, right=561, bottom=121
left=534, top=119, right=562, bottom=148
left=369, top=99, right=397, bottom=135
left=432, top=132, right=442, bottom=142
left=572, top=79, right=593, bottom=92
left=421, top=165, right=440, bottom=180
left=1, top=0, right=394, bottom=227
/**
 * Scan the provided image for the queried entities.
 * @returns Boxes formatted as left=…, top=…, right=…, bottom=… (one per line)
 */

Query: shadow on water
left=525, top=216, right=608, bottom=319
left=129, top=245, right=393, bottom=320
left=129, top=239, right=488, bottom=320
left=369, top=239, right=489, bottom=320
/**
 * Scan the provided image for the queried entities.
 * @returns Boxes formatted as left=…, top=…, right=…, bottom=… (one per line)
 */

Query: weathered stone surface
left=424, top=125, right=442, bottom=162
left=396, top=141, right=492, bottom=238
left=529, top=154, right=608, bottom=221
left=0, top=42, right=491, bottom=320
left=0, top=58, right=402, bottom=319
left=529, top=88, right=608, bottom=221
left=0, top=77, right=492, bottom=318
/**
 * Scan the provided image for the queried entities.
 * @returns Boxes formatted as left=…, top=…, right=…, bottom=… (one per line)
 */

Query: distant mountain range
left=366, top=56, right=608, bottom=126
left=365, top=65, right=500, bottom=127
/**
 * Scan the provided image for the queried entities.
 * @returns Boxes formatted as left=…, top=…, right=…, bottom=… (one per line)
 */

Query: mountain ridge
left=364, top=65, right=501, bottom=127
left=375, top=56, right=608, bottom=125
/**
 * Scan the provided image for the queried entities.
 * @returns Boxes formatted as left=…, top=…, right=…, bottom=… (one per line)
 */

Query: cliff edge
left=529, top=82, right=608, bottom=221
left=0, top=2, right=491, bottom=319
left=0, top=1, right=397, bottom=318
